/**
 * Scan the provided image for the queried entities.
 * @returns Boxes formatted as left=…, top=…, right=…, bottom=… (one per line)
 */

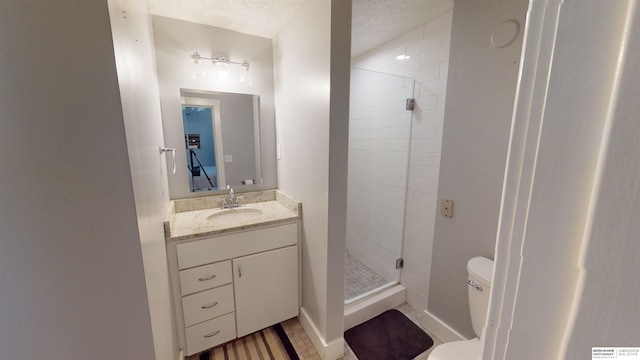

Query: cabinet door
left=233, top=245, right=299, bottom=337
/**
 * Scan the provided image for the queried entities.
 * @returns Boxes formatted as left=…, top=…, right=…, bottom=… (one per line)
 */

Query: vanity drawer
left=182, top=284, right=235, bottom=327
left=185, top=312, right=236, bottom=356
left=179, top=260, right=232, bottom=295
left=177, top=223, right=298, bottom=269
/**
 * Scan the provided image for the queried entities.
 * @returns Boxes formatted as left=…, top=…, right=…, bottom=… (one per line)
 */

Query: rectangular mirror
left=152, top=14, right=277, bottom=200
left=161, top=87, right=276, bottom=199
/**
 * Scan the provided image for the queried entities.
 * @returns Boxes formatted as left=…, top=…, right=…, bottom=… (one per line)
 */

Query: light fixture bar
left=190, top=52, right=250, bottom=68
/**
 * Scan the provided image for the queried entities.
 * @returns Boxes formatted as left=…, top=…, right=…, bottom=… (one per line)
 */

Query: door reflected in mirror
left=182, top=106, right=218, bottom=191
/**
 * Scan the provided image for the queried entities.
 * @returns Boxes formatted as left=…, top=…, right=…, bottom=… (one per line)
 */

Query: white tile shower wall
left=351, top=8, right=453, bottom=311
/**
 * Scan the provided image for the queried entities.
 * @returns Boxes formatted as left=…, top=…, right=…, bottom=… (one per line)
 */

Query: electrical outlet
left=441, top=199, right=454, bottom=218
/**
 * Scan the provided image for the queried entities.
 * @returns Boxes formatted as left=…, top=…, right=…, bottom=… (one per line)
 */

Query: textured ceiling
left=351, top=0, right=453, bottom=57
left=147, top=0, right=453, bottom=57
left=147, top=0, right=306, bottom=39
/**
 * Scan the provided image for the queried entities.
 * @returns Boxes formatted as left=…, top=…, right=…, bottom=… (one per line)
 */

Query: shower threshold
left=344, top=283, right=407, bottom=330
left=343, top=253, right=406, bottom=329
left=344, top=281, right=397, bottom=307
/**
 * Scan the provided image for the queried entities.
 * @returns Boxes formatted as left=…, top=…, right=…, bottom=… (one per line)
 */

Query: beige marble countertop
left=164, top=190, right=301, bottom=242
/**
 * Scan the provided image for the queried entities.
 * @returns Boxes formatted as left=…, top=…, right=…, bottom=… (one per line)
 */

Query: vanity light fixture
left=190, top=52, right=251, bottom=83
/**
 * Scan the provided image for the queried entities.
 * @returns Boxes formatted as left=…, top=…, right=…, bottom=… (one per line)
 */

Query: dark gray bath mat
left=345, top=309, right=433, bottom=360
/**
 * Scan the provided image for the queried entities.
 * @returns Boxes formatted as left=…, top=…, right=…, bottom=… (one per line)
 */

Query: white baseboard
left=344, top=284, right=406, bottom=330
left=299, top=307, right=345, bottom=360
left=324, top=336, right=346, bottom=360
left=422, top=309, right=468, bottom=343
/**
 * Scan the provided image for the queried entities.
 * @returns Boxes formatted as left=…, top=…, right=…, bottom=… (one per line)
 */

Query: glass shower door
left=345, top=68, right=415, bottom=303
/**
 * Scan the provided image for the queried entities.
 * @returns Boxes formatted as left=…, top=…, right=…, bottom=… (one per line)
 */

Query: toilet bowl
left=428, top=256, right=494, bottom=360
left=429, top=337, right=481, bottom=360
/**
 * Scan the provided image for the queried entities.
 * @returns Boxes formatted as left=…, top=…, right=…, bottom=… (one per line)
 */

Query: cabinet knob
left=237, top=265, right=242, bottom=278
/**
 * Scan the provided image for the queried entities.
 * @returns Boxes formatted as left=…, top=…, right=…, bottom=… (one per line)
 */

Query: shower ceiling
left=147, top=0, right=453, bottom=57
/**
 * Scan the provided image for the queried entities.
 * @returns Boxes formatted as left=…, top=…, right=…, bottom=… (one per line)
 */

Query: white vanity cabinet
left=167, top=222, right=300, bottom=357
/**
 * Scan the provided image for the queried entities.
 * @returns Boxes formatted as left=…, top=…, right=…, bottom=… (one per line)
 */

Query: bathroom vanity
left=164, top=190, right=301, bottom=357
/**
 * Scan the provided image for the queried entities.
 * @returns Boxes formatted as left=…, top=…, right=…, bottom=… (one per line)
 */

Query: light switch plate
left=441, top=199, right=454, bottom=218
left=224, top=155, right=233, bottom=163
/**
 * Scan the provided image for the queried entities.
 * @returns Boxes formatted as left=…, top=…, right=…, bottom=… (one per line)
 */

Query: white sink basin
left=207, top=208, right=264, bottom=223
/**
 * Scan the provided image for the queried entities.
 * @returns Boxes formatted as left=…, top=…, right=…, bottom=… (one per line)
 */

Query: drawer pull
left=198, top=274, right=217, bottom=281
left=204, top=330, right=220, bottom=338
left=201, top=301, right=219, bottom=309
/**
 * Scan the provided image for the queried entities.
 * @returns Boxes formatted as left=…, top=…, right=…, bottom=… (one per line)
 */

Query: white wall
left=274, top=0, right=330, bottom=340
left=327, top=0, right=352, bottom=351
left=562, top=3, right=640, bottom=355
left=0, top=1, right=156, bottom=359
left=152, top=16, right=277, bottom=199
left=351, top=7, right=453, bottom=311
left=428, top=0, right=527, bottom=338
left=273, top=0, right=351, bottom=358
left=107, top=1, right=176, bottom=359
left=485, top=0, right=636, bottom=358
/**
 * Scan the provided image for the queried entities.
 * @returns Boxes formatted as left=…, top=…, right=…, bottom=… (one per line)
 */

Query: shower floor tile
left=345, top=253, right=390, bottom=300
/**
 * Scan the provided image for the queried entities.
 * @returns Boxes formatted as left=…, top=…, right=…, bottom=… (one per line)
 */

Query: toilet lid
left=428, top=338, right=481, bottom=360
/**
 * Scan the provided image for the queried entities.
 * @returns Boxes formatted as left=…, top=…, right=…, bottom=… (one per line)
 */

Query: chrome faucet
left=222, top=185, right=240, bottom=209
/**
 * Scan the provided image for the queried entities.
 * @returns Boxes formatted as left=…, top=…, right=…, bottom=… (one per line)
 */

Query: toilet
left=428, top=256, right=494, bottom=360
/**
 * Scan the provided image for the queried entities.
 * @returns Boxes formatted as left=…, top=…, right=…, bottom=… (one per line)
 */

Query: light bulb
left=190, top=52, right=207, bottom=79
left=240, top=66, right=249, bottom=83
left=191, top=60, right=199, bottom=79
left=199, top=61, right=208, bottom=79
left=216, top=63, right=229, bottom=79
left=240, top=60, right=250, bottom=83
left=214, top=58, right=229, bottom=79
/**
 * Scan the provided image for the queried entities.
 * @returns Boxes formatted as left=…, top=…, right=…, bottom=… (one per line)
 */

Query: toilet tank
left=467, top=256, right=494, bottom=338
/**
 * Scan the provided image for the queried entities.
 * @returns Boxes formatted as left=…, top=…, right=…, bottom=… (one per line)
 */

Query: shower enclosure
left=345, top=68, right=415, bottom=304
